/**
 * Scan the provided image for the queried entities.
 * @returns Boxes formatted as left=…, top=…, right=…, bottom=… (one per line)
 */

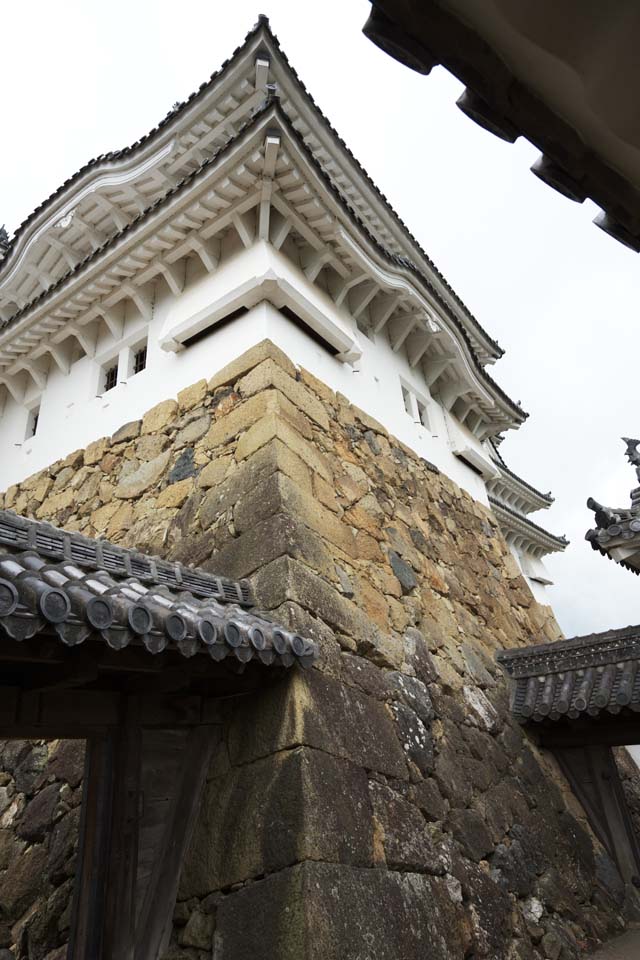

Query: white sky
left=2, top=0, right=639, bottom=638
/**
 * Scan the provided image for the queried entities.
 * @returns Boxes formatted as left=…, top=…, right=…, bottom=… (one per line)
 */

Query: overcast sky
left=2, top=0, right=639, bottom=637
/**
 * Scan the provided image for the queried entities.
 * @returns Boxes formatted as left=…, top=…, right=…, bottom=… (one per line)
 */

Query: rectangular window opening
left=27, top=406, right=40, bottom=439
left=417, top=400, right=429, bottom=429
left=402, top=386, right=413, bottom=416
left=103, top=364, right=118, bottom=393
left=133, top=345, right=147, bottom=375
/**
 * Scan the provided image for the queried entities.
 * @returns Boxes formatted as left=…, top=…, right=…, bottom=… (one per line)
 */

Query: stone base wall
left=0, top=339, right=637, bottom=959
left=0, top=741, right=83, bottom=960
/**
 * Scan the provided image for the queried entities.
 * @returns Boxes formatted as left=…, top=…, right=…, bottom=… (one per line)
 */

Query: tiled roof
left=488, top=497, right=568, bottom=549
left=497, top=626, right=640, bottom=723
left=487, top=440, right=553, bottom=506
left=0, top=99, right=526, bottom=427
left=0, top=16, right=504, bottom=363
left=0, top=510, right=317, bottom=668
left=585, top=438, right=640, bottom=574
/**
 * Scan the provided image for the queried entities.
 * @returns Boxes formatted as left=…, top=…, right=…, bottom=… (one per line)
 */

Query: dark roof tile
left=0, top=510, right=317, bottom=668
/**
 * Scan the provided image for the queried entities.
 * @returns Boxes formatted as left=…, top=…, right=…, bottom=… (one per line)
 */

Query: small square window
left=27, top=406, right=40, bottom=439
left=104, top=364, right=118, bottom=393
left=133, top=345, right=147, bottom=375
left=417, top=400, right=429, bottom=429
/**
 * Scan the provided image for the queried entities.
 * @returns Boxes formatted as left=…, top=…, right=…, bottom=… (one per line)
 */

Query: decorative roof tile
left=586, top=438, right=640, bottom=574
left=0, top=510, right=317, bottom=668
left=497, top=626, right=640, bottom=723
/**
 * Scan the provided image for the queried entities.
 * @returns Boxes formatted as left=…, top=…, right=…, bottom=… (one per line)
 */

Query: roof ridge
left=0, top=508, right=252, bottom=605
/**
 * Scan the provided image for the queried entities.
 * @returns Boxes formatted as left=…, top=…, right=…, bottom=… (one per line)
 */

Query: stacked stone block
left=0, top=741, right=83, bottom=960
left=0, top=340, right=636, bottom=959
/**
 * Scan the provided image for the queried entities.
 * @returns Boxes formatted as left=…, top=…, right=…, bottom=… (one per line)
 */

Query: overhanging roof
left=0, top=75, right=526, bottom=434
left=586, top=438, right=640, bottom=575
left=0, top=509, right=316, bottom=669
left=498, top=626, right=640, bottom=728
left=363, top=2, right=640, bottom=252
left=0, top=16, right=503, bottom=363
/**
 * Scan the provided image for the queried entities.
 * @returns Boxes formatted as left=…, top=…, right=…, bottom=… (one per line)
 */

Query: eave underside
left=364, top=1, right=640, bottom=252
left=0, top=101, right=524, bottom=439
left=0, top=17, right=502, bottom=367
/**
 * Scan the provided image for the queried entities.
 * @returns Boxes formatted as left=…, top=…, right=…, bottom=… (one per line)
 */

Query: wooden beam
left=0, top=373, right=25, bottom=403
left=370, top=292, right=403, bottom=333
left=333, top=272, right=368, bottom=309
left=424, top=356, right=454, bottom=388
left=303, top=248, right=332, bottom=283
left=232, top=209, right=256, bottom=248
left=554, top=745, right=640, bottom=885
left=350, top=283, right=378, bottom=320
left=388, top=313, right=418, bottom=352
left=158, top=259, right=185, bottom=297
left=255, top=56, right=270, bottom=90
left=435, top=377, right=466, bottom=411
left=258, top=178, right=273, bottom=242
left=407, top=332, right=430, bottom=368
left=263, top=134, right=280, bottom=179
left=190, top=235, right=220, bottom=273
left=103, top=700, right=141, bottom=960
left=134, top=726, right=219, bottom=959
left=95, top=306, right=124, bottom=341
left=272, top=216, right=292, bottom=251
left=68, top=732, right=115, bottom=960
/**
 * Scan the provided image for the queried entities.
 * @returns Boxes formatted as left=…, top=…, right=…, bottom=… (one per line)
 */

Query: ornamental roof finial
left=623, top=437, right=640, bottom=483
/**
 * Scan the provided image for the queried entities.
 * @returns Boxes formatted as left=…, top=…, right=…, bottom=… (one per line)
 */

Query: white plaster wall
left=0, top=241, right=554, bottom=602
left=0, top=247, right=492, bottom=500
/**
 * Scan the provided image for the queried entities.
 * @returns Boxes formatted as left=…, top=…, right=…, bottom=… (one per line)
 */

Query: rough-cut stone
left=237, top=359, right=330, bottom=430
left=168, top=448, right=198, bottom=484
left=207, top=339, right=296, bottom=392
left=196, top=456, right=232, bottom=489
left=174, top=416, right=210, bottom=448
left=389, top=551, right=418, bottom=593
left=390, top=702, right=434, bottom=775
left=141, top=399, right=178, bottom=435
left=214, top=862, right=469, bottom=960
left=0, top=844, right=48, bottom=915
left=387, top=673, right=434, bottom=727
left=47, top=742, right=84, bottom=789
left=157, top=478, right=193, bottom=509
left=370, top=781, right=449, bottom=874
left=181, top=747, right=372, bottom=896
left=447, top=808, right=494, bottom=862
left=235, top=413, right=331, bottom=481
left=84, top=437, right=109, bottom=466
left=0, top=339, right=631, bottom=960
left=202, top=390, right=310, bottom=452
left=177, top=378, right=207, bottom=411
left=17, top=784, right=60, bottom=843
left=210, top=512, right=334, bottom=581
left=114, top=451, right=170, bottom=499
left=179, top=909, right=214, bottom=948
left=111, top=420, right=141, bottom=444
left=228, top=669, right=407, bottom=779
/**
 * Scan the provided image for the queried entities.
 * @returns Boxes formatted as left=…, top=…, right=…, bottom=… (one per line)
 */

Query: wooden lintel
left=537, top=718, right=640, bottom=749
